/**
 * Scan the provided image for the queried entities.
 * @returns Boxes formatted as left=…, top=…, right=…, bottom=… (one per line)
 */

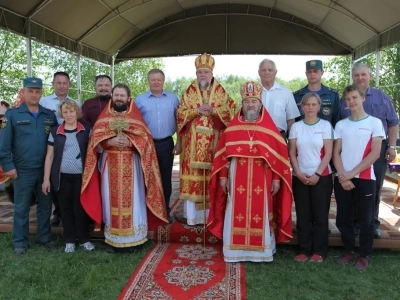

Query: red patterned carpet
left=118, top=200, right=246, bottom=300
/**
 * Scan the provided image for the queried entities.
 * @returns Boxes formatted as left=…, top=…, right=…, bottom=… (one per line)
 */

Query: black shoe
left=14, top=247, right=27, bottom=256
left=374, top=229, right=383, bottom=239
left=105, top=245, right=116, bottom=253
left=51, top=215, right=61, bottom=226
left=39, top=240, right=58, bottom=249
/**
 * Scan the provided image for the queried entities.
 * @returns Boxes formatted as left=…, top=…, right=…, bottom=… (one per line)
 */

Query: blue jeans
left=12, top=168, right=52, bottom=248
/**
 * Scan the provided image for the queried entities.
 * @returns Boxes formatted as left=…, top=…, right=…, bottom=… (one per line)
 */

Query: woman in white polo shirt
left=334, top=84, right=384, bottom=271
left=289, top=92, right=335, bottom=263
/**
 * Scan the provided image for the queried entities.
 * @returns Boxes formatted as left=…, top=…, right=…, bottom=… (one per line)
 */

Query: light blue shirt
left=39, top=93, right=80, bottom=125
left=135, top=90, right=180, bottom=139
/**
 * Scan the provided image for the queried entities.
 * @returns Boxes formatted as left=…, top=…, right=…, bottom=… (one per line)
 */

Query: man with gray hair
left=258, top=58, right=300, bottom=137
left=340, top=63, right=399, bottom=239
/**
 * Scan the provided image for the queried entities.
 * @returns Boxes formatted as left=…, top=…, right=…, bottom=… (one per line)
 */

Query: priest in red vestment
left=81, top=84, right=168, bottom=250
left=208, top=81, right=293, bottom=262
left=177, top=53, right=236, bottom=225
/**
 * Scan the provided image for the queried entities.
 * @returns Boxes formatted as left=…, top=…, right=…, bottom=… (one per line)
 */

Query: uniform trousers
left=12, top=168, right=52, bottom=248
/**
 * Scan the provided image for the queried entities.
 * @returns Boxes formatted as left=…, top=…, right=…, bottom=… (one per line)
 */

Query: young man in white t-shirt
left=333, top=84, right=385, bottom=271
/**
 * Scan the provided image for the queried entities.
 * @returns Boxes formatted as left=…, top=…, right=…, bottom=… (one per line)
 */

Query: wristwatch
left=389, top=145, right=396, bottom=150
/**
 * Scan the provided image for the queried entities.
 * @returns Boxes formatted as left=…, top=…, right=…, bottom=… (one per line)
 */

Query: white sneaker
left=80, top=241, right=95, bottom=251
left=65, top=243, right=75, bottom=253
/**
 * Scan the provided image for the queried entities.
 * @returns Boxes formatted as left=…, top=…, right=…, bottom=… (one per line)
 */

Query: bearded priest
left=177, top=53, right=236, bottom=226
left=81, top=84, right=168, bottom=252
left=208, top=81, right=293, bottom=262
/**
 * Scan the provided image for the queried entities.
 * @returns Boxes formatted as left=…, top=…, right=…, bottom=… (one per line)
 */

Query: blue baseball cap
left=306, top=60, right=323, bottom=70
left=23, top=77, right=43, bottom=88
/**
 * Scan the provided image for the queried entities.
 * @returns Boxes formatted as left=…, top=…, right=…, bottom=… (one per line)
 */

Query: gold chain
left=246, top=129, right=256, bottom=149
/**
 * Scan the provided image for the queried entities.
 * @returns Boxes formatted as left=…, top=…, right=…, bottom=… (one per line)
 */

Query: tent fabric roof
left=0, top=0, right=399, bottom=64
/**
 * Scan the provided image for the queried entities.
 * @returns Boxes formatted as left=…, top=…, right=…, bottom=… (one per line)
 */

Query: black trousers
left=55, top=173, right=90, bottom=244
left=153, top=137, right=174, bottom=215
left=51, top=192, right=60, bottom=218
left=293, top=175, right=332, bottom=258
left=372, top=141, right=388, bottom=230
left=334, top=177, right=375, bottom=257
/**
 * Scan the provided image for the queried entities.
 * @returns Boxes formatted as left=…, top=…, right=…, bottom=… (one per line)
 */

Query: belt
left=153, top=136, right=172, bottom=143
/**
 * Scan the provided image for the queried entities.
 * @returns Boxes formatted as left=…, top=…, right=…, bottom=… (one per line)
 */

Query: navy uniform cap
left=23, top=77, right=43, bottom=88
left=306, top=60, right=323, bottom=70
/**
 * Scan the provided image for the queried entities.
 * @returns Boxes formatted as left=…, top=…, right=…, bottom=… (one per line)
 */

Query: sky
left=163, top=55, right=334, bottom=81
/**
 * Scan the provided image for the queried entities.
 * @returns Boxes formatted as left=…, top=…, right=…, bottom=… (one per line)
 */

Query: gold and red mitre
left=195, top=53, right=215, bottom=72
left=240, top=81, right=263, bottom=102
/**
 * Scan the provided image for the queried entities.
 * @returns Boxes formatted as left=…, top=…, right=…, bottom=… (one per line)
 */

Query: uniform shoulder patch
left=293, top=89, right=301, bottom=95
left=1, top=117, right=8, bottom=129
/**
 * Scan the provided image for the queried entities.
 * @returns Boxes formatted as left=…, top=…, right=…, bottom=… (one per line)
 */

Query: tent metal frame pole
left=76, top=50, right=82, bottom=103
left=375, top=50, right=381, bottom=88
left=349, top=53, right=354, bottom=84
left=111, top=55, right=115, bottom=84
left=26, top=21, right=32, bottom=77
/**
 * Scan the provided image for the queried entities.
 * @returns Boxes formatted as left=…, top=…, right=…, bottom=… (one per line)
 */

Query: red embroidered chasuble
left=177, top=78, right=236, bottom=209
left=81, top=101, right=168, bottom=233
left=208, top=107, right=293, bottom=246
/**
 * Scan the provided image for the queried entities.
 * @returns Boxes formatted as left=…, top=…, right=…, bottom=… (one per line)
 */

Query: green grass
left=0, top=233, right=152, bottom=300
left=0, top=233, right=399, bottom=300
left=246, top=245, right=400, bottom=300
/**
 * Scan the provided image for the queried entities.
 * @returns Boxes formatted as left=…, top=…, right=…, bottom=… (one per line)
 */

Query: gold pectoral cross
left=109, top=117, right=129, bottom=137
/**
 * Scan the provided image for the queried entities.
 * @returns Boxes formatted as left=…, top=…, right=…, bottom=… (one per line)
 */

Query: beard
left=244, top=108, right=260, bottom=121
left=113, top=102, right=127, bottom=112
left=198, top=80, right=210, bottom=90
left=98, top=94, right=111, bottom=101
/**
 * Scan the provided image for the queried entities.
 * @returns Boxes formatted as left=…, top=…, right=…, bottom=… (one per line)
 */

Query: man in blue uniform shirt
left=293, top=60, right=340, bottom=127
left=0, top=77, right=58, bottom=255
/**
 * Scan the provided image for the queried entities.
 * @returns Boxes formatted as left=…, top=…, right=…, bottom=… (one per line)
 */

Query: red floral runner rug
left=118, top=200, right=246, bottom=300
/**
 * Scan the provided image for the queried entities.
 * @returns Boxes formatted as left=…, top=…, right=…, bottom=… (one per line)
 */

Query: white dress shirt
left=261, top=81, right=300, bottom=131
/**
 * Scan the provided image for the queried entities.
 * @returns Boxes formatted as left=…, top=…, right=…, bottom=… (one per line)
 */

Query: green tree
left=324, top=47, right=400, bottom=111
left=0, top=29, right=164, bottom=103
left=0, top=31, right=27, bottom=102
left=277, top=77, right=307, bottom=92
left=115, top=59, right=164, bottom=98
left=164, top=76, right=193, bottom=99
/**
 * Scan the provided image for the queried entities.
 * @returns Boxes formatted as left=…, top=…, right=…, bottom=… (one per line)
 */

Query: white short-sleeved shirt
left=40, top=94, right=80, bottom=125
left=261, top=81, right=300, bottom=131
left=335, top=115, right=385, bottom=180
left=289, top=119, right=335, bottom=176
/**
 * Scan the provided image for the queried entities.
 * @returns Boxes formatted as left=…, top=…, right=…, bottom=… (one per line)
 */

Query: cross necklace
left=246, top=129, right=256, bottom=149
